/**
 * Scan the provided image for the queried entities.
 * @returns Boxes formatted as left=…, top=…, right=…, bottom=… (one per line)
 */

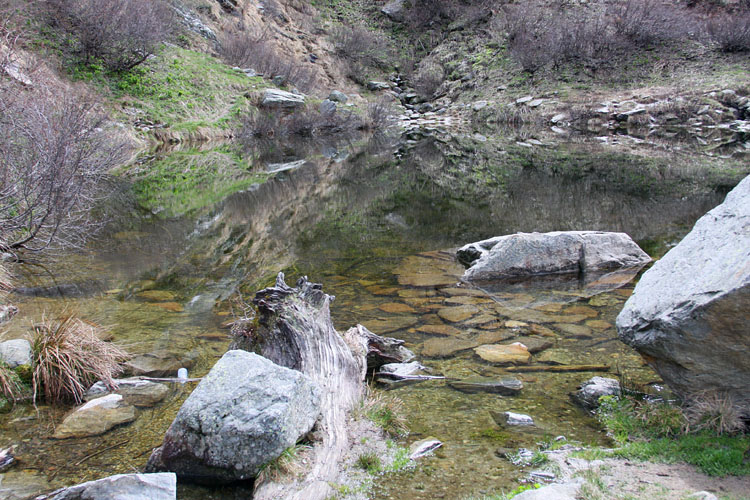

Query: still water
left=0, top=131, right=741, bottom=499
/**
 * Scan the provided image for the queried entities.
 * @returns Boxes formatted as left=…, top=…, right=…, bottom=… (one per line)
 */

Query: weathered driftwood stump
left=230, top=273, right=410, bottom=500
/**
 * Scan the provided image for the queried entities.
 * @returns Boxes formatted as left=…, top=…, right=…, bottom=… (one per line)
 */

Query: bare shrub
left=412, top=62, right=445, bottom=99
left=30, top=314, right=128, bottom=404
left=0, top=86, right=126, bottom=256
left=503, top=0, right=699, bottom=72
left=363, top=97, right=396, bottom=131
left=48, top=0, right=175, bottom=72
left=707, top=12, right=750, bottom=52
left=220, top=26, right=317, bottom=91
left=239, top=104, right=364, bottom=141
left=683, top=391, right=747, bottom=435
left=608, top=0, right=694, bottom=47
left=330, top=25, right=393, bottom=84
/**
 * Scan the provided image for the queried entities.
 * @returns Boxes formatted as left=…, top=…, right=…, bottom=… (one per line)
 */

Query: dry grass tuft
left=355, top=388, right=408, bottom=437
left=256, top=444, right=311, bottom=483
left=30, top=314, right=128, bottom=404
left=0, top=362, right=23, bottom=402
left=682, top=391, right=747, bottom=435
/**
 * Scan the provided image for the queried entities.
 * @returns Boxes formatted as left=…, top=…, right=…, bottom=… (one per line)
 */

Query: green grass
left=126, top=147, right=269, bottom=217
left=592, top=395, right=750, bottom=476
left=355, top=451, right=382, bottom=474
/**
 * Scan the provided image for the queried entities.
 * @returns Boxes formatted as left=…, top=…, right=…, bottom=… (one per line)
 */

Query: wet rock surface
left=571, top=376, right=621, bottom=410
left=53, top=395, right=137, bottom=439
left=617, top=175, right=750, bottom=407
left=36, top=473, right=176, bottom=500
left=448, top=376, right=523, bottom=395
left=85, top=378, right=170, bottom=407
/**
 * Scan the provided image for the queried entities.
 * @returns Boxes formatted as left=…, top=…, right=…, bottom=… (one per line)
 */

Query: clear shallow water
left=0, top=133, right=741, bottom=499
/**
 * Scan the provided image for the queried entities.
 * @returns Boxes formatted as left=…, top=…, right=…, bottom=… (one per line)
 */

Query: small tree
left=0, top=85, right=126, bottom=256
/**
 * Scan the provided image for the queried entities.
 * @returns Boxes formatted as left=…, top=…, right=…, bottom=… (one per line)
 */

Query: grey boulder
left=35, top=473, right=176, bottom=500
left=458, top=231, right=650, bottom=281
left=147, top=350, right=321, bottom=483
left=260, top=88, right=306, bottom=108
left=570, top=376, right=621, bottom=411
left=381, top=0, right=405, bottom=21
left=0, top=339, right=31, bottom=367
left=617, top=175, right=750, bottom=409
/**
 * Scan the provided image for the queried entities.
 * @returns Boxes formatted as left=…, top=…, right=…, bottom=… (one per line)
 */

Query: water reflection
left=0, top=131, right=744, bottom=499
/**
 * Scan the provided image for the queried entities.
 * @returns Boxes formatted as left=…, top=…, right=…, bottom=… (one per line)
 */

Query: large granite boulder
left=146, top=350, right=321, bottom=483
left=458, top=231, right=650, bottom=281
left=617, top=175, right=750, bottom=409
left=35, top=473, right=176, bottom=500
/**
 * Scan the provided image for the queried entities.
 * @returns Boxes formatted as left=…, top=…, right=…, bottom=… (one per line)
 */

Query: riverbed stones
left=422, top=337, right=478, bottom=357
left=474, top=343, right=531, bottom=364
left=379, top=302, right=415, bottom=314
left=617, top=175, right=750, bottom=408
left=0, top=339, right=31, bottom=368
left=260, top=89, right=305, bottom=108
left=449, top=376, right=523, bottom=395
left=438, top=305, right=479, bottom=323
left=416, top=324, right=462, bottom=336
left=53, top=394, right=136, bottom=439
left=571, top=376, right=621, bottom=410
left=554, top=323, right=593, bottom=339
left=147, top=350, right=321, bottom=483
left=123, top=350, right=197, bottom=377
left=85, top=378, right=169, bottom=407
left=458, top=231, right=650, bottom=281
left=136, top=290, right=176, bottom=302
left=36, top=473, right=176, bottom=500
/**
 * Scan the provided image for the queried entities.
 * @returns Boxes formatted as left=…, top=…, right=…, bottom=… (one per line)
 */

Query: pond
left=0, top=129, right=744, bottom=500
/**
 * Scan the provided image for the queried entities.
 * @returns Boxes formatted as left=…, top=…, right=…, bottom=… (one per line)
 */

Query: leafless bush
left=503, top=0, right=699, bottom=73
left=239, top=105, right=365, bottom=141
left=48, top=0, right=175, bottom=72
left=609, top=0, right=694, bottom=46
left=220, top=26, right=317, bottom=92
left=330, top=25, right=393, bottom=84
left=707, top=12, right=750, bottom=52
left=363, top=97, right=396, bottom=131
left=412, top=62, right=445, bottom=99
left=682, top=391, right=747, bottom=435
left=0, top=86, right=126, bottom=256
left=31, top=314, right=128, bottom=404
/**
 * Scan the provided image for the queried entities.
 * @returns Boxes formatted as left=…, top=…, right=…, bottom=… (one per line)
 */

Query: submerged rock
left=85, top=378, right=169, bottom=407
left=617, top=175, right=750, bottom=408
left=53, top=394, right=136, bottom=439
left=474, top=343, right=531, bottom=364
left=492, top=411, right=535, bottom=426
left=458, top=231, right=650, bottom=281
left=123, top=350, right=197, bottom=377
left=36, top=473, right=176, bottom=500
left=448, top=376, right=523, bottom=395
left=146, top=350, right=321, bottom=483
left=570, top=376, right=621, bottom=410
